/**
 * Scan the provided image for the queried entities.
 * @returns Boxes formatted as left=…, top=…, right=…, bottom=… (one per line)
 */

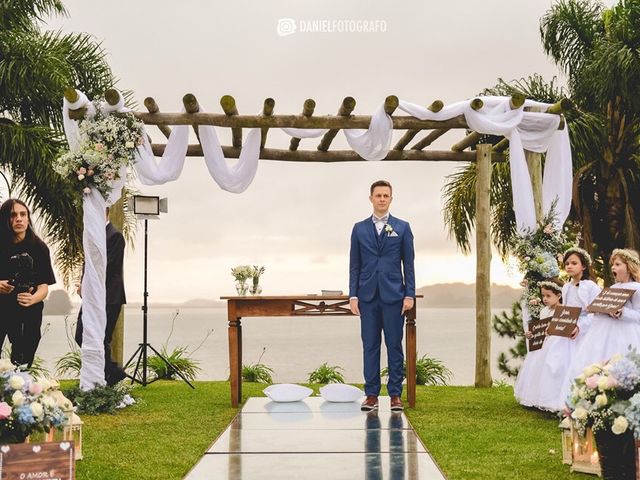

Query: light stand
left=125, top=196, right=194, bottom=388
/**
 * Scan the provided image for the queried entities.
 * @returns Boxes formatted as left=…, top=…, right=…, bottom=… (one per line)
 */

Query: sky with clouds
left=36, top=0, right=607, bottom=303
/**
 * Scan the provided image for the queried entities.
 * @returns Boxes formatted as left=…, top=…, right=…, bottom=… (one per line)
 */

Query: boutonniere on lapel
left=384, top=224, right=398, bottom=237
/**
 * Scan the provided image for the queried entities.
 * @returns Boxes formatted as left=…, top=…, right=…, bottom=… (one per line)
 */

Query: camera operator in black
left=0, top=199, right=56, bottom=367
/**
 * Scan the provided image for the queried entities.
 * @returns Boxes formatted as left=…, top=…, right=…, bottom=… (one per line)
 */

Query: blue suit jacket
left=349, top=214, right=415, bottom=303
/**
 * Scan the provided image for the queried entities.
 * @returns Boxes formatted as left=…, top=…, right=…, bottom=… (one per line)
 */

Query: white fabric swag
left=63, top=91, right=572, bottom=389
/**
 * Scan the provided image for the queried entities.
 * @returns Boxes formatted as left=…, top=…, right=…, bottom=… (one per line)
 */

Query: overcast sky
left=39, top=0, right=594, bottom=303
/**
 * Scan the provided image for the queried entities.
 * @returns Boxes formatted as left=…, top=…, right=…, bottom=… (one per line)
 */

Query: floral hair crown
left=538, top=280, right=562, bottom=293
left=564, top=247, right=592, bottom=266
left=611, top=249, right=640, bottom=267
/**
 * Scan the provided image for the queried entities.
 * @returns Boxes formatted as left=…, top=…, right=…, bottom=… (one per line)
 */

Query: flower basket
left=593, top=428, right=636, bottom=480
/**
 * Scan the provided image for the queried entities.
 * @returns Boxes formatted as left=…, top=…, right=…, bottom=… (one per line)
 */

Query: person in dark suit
left=349, top=180, right=415, bottom=412
left=75, top=208, right=127, bottom=386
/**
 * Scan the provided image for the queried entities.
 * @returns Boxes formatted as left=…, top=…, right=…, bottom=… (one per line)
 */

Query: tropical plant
left=443, top=1, right=640, bottom=281
left=381, top=354, right=453, bottom=386
left=540, top=0, right=640, bottom=282
left=241, top=347, right=274, bottom=383
left=146, top=345, right=201, bottom=382
left=54, top=316, right=82, bottom=378
left=308, top=363, right=345, bottom=384
left=142, top=310, right=210, bottom=382
left=0, top=0, right=123, bottom=285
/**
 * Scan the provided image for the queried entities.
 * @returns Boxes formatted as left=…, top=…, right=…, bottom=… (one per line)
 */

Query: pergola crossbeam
left=150, top=143, right=507, bottom=163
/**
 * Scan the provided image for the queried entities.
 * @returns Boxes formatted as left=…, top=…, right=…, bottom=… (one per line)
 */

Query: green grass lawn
left=72, top=382, right=593, bottom=480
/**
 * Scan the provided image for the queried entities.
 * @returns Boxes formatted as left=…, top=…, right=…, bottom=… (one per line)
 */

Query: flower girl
left=565, top=249, right=640, bottom=387
left=514, top=279, right=563, bottom=407
left=536, top=247, right=601, bottom=411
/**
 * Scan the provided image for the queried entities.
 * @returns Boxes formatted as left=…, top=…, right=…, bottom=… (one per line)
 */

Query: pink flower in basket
left=585, top=375, right=601, bottom=390
left=28, top=382, right=42, bottom=396
left=0, top=402, right=11, bottom=420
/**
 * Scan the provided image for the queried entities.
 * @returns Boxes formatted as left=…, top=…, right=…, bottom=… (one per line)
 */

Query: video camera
left=8, top=252, right=36, bottom=294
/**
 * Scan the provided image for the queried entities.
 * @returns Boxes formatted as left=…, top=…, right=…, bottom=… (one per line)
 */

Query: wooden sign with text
left=528, top=316, right=552, bottom=352
left=547, top=306, right=582, bottom=338
left=586, top=287, right=636, bottom=314
left=0, top=441, right=75, bottom=480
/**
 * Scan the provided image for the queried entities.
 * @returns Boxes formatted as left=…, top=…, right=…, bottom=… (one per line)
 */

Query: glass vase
left=249, top=277, right=262, bottom=296
left=235, top=281, right=248, bottom=296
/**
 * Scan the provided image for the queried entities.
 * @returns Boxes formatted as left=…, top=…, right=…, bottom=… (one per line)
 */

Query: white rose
left=583, top=365, right=600, bottom=377
left=612, top=416, right=629, bottom=435
left=595, top=393, right=608, bottom=407
left=559, top=417, right=571, bottom=429
left=30, top=402, right=43, bottom=420
left=77, top=174, right=85, bottom=181
left=9, top=375, right=24, bottom=390
left=37, top=378, right=51, bottom=392
left=41, top=395, right=56, bottom=409
left=0, top=359, right=13, bottom=373
left=125, top=141, right=134, bottom=148
left=12, top=391, right=24, bottom=406
left=598, top=377, right=613, bottom=391
left=610, top=353, right=623, bottom=363
left=48, top=379, right=60, bottom=390
left=572, top=407, right=588, bottom=421
left=575, top=373, right=586, bottom=384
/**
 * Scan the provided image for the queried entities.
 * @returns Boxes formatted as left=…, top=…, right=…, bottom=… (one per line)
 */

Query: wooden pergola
left=67, top=89, right=569, bottom=387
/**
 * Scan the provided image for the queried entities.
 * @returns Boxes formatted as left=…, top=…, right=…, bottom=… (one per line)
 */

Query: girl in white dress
left=536, top=247, right=601, bottom=411
left=564, top=249, right=640, bottom=389
left=514, top=279, right=563, bottom=407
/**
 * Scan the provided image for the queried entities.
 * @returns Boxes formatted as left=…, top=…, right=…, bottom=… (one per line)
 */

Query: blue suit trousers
left=359, top=296, right=404, bottom=397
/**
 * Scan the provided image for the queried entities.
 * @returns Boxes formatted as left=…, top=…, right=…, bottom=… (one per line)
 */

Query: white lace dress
left=514, top=305, right=554, bottom=407
left=535, top=280, right=601, bottom=411
left=564, top=281, right=640, bottom=390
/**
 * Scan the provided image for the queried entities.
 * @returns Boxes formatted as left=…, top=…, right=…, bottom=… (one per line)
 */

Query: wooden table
left=220, top=295, right=420, bottom=408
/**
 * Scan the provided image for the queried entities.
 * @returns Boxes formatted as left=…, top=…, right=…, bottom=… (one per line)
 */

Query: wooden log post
left=394, top=100, right=443, bottom=150
left=384, top=95, right=399, bottom=115
left=289, top=99, right=316, bottom=151
left=260, top=98, right=275, bottom=149
left=221, top=95, right=242, bottom=148
left=475, top=143, right=492, bottom=387
left=318, top=97, right=356, bottom=152
left=183, top=93, right=201, bottom=142
left=524, top=107, right=543, bottom=221
left=144, top=97, right=172, bottom=139
left=104, top=88, right=120, bottom=106
left=64, top=87, right=87, bottom=120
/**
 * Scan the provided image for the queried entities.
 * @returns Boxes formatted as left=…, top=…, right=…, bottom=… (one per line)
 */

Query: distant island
left=124, top=283, right=522, bottom=309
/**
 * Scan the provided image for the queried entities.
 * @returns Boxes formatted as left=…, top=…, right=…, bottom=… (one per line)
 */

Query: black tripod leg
left=146, top=344, right=195, bottom=389
left=125, top=343, right=146, bottom=386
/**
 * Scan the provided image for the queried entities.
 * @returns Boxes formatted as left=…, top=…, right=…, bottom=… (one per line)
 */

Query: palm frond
left=540, top=0, right=605, bottom=79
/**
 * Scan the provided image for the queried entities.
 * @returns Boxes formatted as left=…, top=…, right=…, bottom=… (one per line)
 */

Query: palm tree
left=442, top=0, right=640, bottom=284
left=541, top=0, right=640, bottom=281
left=0, top=0, right=117, bottom=285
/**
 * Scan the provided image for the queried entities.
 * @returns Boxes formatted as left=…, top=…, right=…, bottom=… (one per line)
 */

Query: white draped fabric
left=79, top=189, right=107, bottom=390
left=64, top=92, right=573, bottom=388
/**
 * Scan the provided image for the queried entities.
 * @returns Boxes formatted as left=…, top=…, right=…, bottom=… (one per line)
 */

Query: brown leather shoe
left=361, top=395, right=379, bottom=412
left=390, top=396, right=403, bottom=412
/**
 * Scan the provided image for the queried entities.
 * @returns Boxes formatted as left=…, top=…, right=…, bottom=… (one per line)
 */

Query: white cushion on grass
left=320, top=384, right=364, bottom=402
left=263, top=384, right=313, bottom=402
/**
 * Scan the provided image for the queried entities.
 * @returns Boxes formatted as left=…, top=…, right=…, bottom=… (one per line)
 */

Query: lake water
left=37, top=306, right=516, bottom=385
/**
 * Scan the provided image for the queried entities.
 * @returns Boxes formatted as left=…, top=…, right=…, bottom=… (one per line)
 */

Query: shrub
left=381, top=354, right=453, bottom=386
left=308, top=363, right=345, bottom=384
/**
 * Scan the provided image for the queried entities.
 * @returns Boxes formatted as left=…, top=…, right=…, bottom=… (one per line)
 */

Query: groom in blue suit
left=349, top=180, right=415, bottom=412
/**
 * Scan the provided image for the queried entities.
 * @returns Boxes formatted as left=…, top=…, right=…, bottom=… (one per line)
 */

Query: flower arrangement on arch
left=54, top=103, right=144, bottom=200
left=566, top=348, right=640, bottom=438
left=0, top=359, right=72, bottom=444
left=511, top=203, right=569, bottom=320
